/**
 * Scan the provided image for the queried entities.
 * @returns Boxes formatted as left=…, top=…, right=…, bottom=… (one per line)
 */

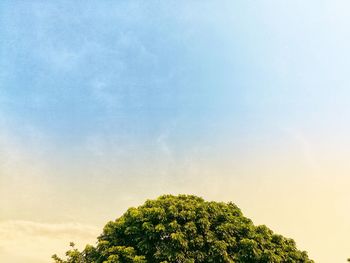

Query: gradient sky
left=1, top=1, right=350, bottom=262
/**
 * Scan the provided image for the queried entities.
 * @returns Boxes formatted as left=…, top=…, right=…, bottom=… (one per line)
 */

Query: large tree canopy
left=53, top=195, right=313, bottom=263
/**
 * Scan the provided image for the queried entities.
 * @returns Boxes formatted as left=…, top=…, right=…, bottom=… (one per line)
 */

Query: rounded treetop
left=53, top=194, right=313, bottom=263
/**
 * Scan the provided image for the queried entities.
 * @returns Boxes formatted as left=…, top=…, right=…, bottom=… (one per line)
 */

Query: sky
left=1, top=1, right=350, bottom=262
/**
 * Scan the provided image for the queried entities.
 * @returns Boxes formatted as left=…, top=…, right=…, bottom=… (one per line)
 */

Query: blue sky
left=1, top=1, right=350, bottom=262
left=2, top=0, right=349, bottom=147
left=2, top=1, right=350, bottom=149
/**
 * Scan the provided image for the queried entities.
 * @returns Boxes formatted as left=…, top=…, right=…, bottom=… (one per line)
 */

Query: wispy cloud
left=282, top=127, right=321, bottom=174
left=0, top=220, right=99, bottom=263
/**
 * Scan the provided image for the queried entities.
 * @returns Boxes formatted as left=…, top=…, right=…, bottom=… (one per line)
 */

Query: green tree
left=53, top=195, right=313, bottom=263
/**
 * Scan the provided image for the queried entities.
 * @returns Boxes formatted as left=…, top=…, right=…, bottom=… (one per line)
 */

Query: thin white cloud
left=0, top=220, right=99, bottom=263
left=0, top=220, right=99, bottom=240
left=282, top=127, right=321, bottom=174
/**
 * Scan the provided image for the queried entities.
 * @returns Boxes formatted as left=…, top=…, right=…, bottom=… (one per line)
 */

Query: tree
left=53, top=194, right=313, bottom=262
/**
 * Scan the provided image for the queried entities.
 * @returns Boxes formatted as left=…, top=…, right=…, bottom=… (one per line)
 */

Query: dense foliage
left=53, top=195, right=313, bottom=262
